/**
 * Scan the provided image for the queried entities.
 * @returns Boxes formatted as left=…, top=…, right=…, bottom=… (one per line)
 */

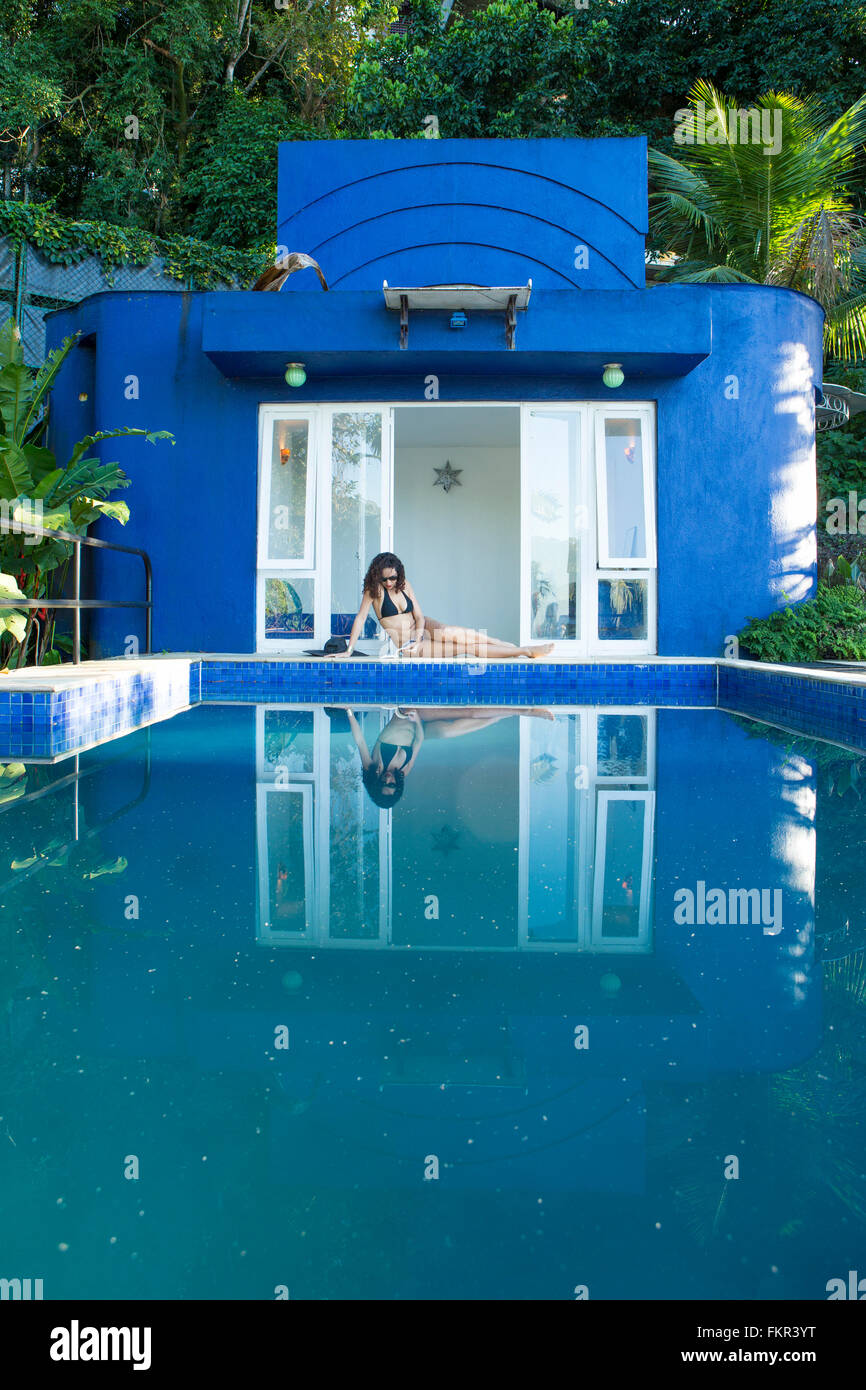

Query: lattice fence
left=0, top=237, right=211, bottom=364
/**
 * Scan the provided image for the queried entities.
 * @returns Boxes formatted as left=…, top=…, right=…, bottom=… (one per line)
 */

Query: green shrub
left=737, top=583, right=866, bottom=663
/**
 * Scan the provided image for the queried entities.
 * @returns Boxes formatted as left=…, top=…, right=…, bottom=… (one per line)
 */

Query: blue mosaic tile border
left=0, top=668, right=191, bottom=759
left=197, top=660, right=718, bottom=706
left=719, top=665, right=866, bottom=750
left=8, top=660, right=865, bottom=761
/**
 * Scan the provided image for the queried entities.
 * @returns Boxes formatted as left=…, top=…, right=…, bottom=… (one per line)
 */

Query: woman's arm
left=330, top=592, right=373, bottom=658
left=403, top=711, right=425, bottom=771
left=344, top=709, right=373, bottom=769
left=404, top=580, right=425, bottom=645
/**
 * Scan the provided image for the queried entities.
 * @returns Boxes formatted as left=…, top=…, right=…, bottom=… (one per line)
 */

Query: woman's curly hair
left=363, top=552, right=405, bottom=600
left=362, top=763, right=405, bottom=807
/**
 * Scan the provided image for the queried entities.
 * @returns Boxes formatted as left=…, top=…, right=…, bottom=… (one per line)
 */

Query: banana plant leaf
left=71, top=497, right=130, bottom=527
left=0, top=438, right=34, bottom=499
left=39, top=455, right=132, bottom=506
left=65, top=428, right=174, bottom=472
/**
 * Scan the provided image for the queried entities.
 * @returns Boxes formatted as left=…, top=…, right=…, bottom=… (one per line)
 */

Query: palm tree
left=648, top=81, right=866, bottom=362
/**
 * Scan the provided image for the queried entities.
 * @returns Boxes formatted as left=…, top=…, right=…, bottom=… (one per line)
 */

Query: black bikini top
left=380, top=586, right=414, bottom=618
left=379, top=742, right=408, bottom=770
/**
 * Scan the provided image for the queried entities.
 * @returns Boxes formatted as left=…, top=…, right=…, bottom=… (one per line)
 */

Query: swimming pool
left=0, top=701, right=863, bottom=1300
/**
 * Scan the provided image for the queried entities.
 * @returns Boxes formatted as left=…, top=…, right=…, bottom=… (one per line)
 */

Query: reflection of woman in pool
left=343, top=705, right=555, bottom=807
left=328, top=553, right=555, bottom=661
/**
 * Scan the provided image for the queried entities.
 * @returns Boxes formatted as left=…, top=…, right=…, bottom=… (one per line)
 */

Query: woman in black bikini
left=328, top=552, right=555, bottom=661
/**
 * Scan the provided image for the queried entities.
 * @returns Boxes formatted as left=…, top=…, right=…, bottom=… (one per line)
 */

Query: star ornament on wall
left=433, top=460, right=462, bottom=493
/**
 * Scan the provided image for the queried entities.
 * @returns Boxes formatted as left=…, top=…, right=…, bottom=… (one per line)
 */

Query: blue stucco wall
left=44, top=135, right=822, bottom=658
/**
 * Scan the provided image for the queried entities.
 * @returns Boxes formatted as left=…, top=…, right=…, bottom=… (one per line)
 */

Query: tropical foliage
left=0, top=0, right=395, bottom=246
left=648, top=80, right=866, bottom=361
left=736, top=582, right=866, bottom=662
left=2, top=1, right=866, bottom=246
left=0, top=201, right=267, bottom=289
left=347, top=0, right=866, bottom=146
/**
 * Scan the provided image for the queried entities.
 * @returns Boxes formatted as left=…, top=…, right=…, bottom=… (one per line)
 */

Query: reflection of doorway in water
left=391, top=718, right=521, bottom=949
left=254, top=705, right=656, bottom=952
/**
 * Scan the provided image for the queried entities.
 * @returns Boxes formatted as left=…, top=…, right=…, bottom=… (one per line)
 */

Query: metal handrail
left=2, top=523, right=152, bottom=664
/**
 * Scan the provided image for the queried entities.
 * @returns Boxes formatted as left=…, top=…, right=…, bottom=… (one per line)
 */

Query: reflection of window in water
left=262, top=709, right=314, bottom=774
left=597, top=714, right=647, bottom=778
left=267, top=793, right=308, bottom=929
left=599, top=799, right=644, bottom=938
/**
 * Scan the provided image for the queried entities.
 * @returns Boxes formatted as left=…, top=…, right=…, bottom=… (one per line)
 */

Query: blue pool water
left=0, top=702, right=863, bottom=1300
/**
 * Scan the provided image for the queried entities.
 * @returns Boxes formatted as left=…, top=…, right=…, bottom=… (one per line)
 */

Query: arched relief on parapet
left=289, top=206, right=636, bottom=290
left=280, top=160, right=647, bottom=236
left=278, top=161, right=646, bottom=290
left=322, top=241, right=632, bottom=291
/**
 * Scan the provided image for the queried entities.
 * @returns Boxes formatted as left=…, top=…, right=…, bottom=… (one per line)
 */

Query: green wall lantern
left=602, top=362, right=625, bottom=389
left=284, top=362, right=307, bottom=387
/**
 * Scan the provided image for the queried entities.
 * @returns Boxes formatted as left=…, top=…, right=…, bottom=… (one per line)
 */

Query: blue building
left=46, top=136, right=822, bottom=659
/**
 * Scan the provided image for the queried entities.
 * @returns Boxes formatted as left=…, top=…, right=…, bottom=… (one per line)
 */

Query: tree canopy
left=2, top=0, right=865, bottom=250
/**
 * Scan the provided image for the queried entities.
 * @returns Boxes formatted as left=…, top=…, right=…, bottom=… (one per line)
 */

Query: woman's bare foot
left=529, top=707, right=556, bottom=719
left=523, top=643, right=555, bottom=659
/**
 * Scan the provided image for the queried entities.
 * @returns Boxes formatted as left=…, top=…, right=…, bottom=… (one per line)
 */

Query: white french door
left=256, top=405, right=393, bottom=651
left=519, top=403, right=656, bottom=656
left=255, top=401, right=655, bottom=654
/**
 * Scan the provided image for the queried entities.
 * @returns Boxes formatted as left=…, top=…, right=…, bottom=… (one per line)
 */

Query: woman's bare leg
left=414, top=625, right=553, bottom=659
left=405, top=706, right=552, bottom=720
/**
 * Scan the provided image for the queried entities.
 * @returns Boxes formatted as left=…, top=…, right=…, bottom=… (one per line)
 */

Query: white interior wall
left=393, top=441, right=521, bottom=643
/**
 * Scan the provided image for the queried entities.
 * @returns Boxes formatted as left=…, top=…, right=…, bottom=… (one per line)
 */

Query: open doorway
left=255, top=400, right=655, bottom=654
left=393, top=406, right=521, bottom=644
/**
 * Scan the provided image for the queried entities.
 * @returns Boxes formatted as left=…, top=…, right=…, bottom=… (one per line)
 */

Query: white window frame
left=257, top=405, right=393, bottom=651
left=594, top=406, right=657, bottom=569
left=595, top=568, right=657, bottom=656
left=257, top=405, right=320, bottom=570
left=256, top=571, right=318, bottom=651
left=520, top=405, right=593, bottom=658
left=323, top=405, right=393, bottom=644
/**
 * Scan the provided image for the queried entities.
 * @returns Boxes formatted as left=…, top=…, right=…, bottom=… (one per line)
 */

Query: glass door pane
left=262, top=416, right=315, bottom=566
left=330, top=411, right=385, bottom=636
left=597, top=575, right=650, bottom=643
left=596, top=415, right=654, bottom=566
left=523, top=410, right=584, bottom=644
left=264, top=575, right=316, bottom=642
